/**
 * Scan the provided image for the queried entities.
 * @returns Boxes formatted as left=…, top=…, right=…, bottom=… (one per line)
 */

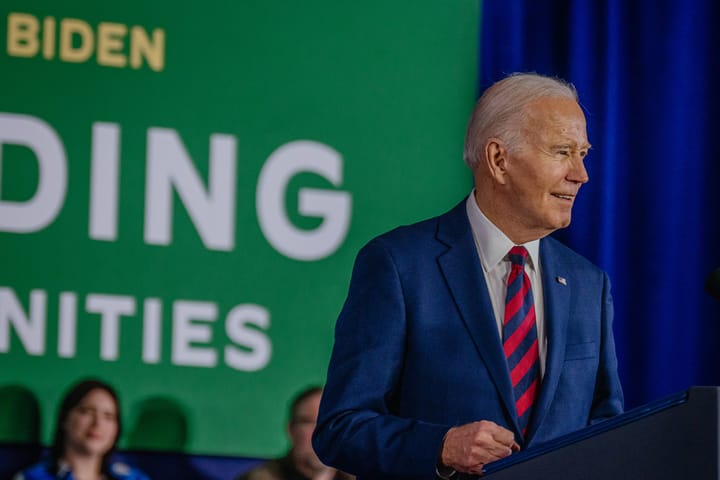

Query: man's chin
left=552, top=214, right=572, bottom=230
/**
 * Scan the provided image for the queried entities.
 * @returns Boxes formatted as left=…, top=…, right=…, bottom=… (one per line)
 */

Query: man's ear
left=484, top=138, right=509, bottom=185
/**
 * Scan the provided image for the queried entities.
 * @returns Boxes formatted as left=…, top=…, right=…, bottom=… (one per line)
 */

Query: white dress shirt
left=465, top=192, right=547, bottom=376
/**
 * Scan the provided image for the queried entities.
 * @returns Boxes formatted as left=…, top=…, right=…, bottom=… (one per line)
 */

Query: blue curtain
left=480, top=0, right=720, bottom=409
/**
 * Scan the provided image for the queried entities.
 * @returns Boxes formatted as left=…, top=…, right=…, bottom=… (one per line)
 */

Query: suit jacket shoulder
left=364, top=200, right=469, bottom=263
left=541, top=234, right=604, bottom=274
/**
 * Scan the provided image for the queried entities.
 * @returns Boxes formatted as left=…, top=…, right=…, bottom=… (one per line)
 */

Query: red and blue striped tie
left=503, top=246, right=540, bottom=436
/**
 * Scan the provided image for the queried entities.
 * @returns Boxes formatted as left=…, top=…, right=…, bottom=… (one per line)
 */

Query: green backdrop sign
left=0, top=1, right=478, bottom=457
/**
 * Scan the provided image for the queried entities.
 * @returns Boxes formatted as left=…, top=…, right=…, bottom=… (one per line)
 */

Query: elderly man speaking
left=312, top=73, right=624, bottom=480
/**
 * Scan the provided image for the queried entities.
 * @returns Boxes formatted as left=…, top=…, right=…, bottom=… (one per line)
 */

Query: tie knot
left=508, top=246, right=529, bottom=267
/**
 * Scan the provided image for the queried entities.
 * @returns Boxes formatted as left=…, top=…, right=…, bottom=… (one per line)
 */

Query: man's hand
left=440, top=420, right=520, bottom=475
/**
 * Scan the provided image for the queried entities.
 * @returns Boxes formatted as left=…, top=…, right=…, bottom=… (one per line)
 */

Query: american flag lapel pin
left=556, top=276, right=567, bottom=286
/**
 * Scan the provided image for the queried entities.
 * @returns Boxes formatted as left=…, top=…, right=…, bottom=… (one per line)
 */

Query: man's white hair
left=463, top=73, right=579, bottom=168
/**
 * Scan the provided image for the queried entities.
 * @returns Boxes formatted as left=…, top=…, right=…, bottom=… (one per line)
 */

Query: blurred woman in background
left=14, top=379, right=149, bottom=480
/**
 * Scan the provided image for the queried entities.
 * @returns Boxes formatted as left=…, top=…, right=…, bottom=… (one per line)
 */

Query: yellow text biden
left=6, top=12, right=165, bottom=72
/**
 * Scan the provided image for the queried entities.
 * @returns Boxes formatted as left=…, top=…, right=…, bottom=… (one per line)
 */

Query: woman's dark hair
left=49, top=378, right=122, bottom=476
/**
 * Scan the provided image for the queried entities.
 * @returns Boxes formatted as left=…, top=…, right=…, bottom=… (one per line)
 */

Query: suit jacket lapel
left=435, top=202, right=519, bottom=432
left=526, top=238, right=570, bottom=439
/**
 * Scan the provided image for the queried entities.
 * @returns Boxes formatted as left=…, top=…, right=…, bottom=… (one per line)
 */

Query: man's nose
left=568, top=155, right=589, bottom=184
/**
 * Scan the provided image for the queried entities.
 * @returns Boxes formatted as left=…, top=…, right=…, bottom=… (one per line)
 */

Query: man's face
left=501, top=97, right=590, bottom=241
left=63, top=388, right=119, bottom=458
left=288, top=392, right=323, bottom=476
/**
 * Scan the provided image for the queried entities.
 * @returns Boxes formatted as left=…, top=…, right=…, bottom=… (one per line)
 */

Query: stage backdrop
left=480, top=0, right=720, bottom=408
left=0, top=1, right=478, bottom=457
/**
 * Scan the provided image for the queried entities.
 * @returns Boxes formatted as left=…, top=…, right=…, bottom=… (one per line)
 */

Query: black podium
left=483, top=387, right=720, bottom=479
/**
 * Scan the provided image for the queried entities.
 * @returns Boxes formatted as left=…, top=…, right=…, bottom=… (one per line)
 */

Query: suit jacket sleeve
left=312, top=238, right=450, bottom=479
left=590, top=271, right=624, bottom=423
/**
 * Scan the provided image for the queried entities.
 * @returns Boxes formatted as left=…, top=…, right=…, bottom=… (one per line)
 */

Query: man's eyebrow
left=552, top=142, right=592, bottom=150
left=551, top=143, right=592, bottom=149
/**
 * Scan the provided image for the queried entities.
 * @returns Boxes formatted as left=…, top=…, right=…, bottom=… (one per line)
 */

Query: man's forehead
left=524, top=96, right=584, bottom=119
left=523, top=98, right=588, bottom=141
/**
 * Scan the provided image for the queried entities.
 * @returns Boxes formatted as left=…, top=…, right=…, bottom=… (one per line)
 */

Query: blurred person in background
left=237, top=386, right=353, bottom=480
left=13, top=379, right=150, bottom=480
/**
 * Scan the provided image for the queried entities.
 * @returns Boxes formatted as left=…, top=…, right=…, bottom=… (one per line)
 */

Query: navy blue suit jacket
left=313, top=201, right=623, bottom=479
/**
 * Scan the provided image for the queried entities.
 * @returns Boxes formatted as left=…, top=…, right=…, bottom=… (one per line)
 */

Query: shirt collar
left=465, top=191, right=540, bottom=272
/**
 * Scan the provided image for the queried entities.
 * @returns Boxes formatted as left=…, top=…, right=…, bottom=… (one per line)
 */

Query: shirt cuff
left=436, top=461, right=457, bottom=479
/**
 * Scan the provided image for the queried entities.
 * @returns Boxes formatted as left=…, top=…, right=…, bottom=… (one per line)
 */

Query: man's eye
left=557, top=150, right=569, bottom=156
